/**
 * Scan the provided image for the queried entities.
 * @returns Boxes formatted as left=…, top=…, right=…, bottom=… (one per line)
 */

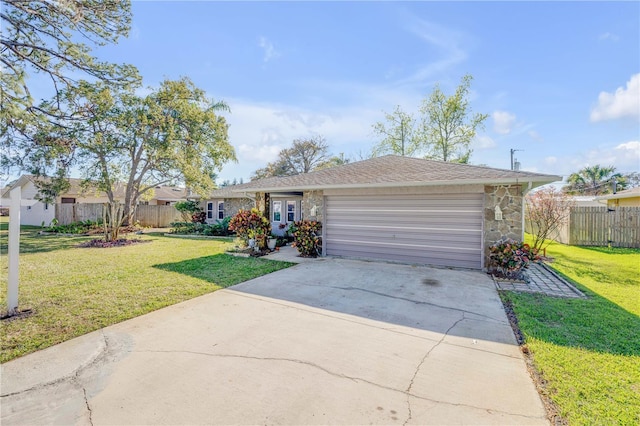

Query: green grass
left=0, top=220, right=293, bottom=362
left=501, top=237, right=640, bottom=425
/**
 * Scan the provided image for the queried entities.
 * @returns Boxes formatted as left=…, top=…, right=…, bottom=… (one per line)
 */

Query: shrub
left=228, top=208, right=270, bottom=248
left=191, top=211, right=207, bottom=224
left=290, top=220, right=322, bottom=257
left=488, top=239, right=540, bottom=281
left=43, top=219, right=103, bottom=235
left=175, top=200, right=203, bottom=222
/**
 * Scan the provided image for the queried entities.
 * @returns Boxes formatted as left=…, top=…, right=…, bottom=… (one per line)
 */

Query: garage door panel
left=328, top=243, right=481, bottom=269
left=325, top=228, right=482, bottom=244
left=325, top=193, right=483, bottom=269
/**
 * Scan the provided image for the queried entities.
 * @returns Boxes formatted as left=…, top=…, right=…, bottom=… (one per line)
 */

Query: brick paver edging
left=494, top=262, right=587, bottom=299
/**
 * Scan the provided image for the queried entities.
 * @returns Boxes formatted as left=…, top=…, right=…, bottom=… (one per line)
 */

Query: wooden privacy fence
left=55, top=203, right=182, bottom=228
left=569, top=206, right=640, bottom=248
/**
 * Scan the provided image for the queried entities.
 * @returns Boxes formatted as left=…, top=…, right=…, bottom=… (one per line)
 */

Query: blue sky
left=78, top=1, right=640, bottom=182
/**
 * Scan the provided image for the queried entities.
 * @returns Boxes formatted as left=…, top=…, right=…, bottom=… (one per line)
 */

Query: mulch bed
left=500, top=297, right=567, bottom=425
left=77, top=239, right=151, bottom=248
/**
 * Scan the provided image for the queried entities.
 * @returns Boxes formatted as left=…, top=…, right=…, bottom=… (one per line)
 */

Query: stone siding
left=224, top=197, right=254, bottom=218
left=303, top=190, right=324, bottom=223
left=484, top=185, right=524, bottom=266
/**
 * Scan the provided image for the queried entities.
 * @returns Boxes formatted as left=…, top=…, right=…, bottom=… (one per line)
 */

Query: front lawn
left=502, top=238, right=640, bottom=424
left=0, top=221, right=293, bottom=363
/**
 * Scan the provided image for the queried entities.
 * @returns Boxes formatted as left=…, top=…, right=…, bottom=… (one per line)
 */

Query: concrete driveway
left=1, top=258, right=547, bottom=425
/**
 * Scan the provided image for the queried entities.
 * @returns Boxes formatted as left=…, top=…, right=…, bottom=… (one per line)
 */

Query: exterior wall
left=203, top=197, right=254, bottom=223
left=224, top=197, right=254, bottom=218
left=303, top=190, right=324, bottom=222
left=22, top=201, right=56, bottom=226
left=608, top=197, right=640, bottom=208
left=484, top=185, right=524, bottom=267
left=270, top=195, right=303, bottom=236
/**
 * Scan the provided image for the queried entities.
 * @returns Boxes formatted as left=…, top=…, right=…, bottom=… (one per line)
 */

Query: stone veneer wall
left=483, top=184, right=524, bottom=266
left=303, top=190, right=324, bottom=222
left=224, top=197, right=255, bottom=218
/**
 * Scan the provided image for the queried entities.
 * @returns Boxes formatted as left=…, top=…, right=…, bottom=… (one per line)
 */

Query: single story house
left=1, top=175, right=190, bottom=226
left=206, top=155, right=561, bottom=270
left=594, top=187, right=640, bottom=208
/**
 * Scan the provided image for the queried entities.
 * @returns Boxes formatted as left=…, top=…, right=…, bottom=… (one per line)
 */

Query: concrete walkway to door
left=1, top=258, right=548, bottom=425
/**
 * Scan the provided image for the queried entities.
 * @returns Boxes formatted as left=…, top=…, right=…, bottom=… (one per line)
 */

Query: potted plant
left=267, top=234, right=277, bottom=250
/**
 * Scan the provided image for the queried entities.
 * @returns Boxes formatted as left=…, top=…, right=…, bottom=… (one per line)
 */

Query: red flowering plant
left=488, top=239, right=540, bottom=282
left=289, top=220, right=322, bottom=257
left=228, top=208, right=271, bottom=249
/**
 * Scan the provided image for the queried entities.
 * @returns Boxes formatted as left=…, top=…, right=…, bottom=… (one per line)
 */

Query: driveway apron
left=1, top=258, right=547, bottom=425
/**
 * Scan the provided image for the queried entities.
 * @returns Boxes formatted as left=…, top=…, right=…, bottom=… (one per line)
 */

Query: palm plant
left=564, top=165, right=626, bottom=195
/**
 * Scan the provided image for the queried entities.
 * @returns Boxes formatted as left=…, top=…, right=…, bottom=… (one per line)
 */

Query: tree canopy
left=3, top=77, right=236, bottom=231
left=251, top=136, right=346, bottom=180
left=564, top=165, right=626, bottom=195
left=371, top=74, right=488, bottom=163
left=372, top=105, right=421, bottom=157
left=1, top=0, right=138, bottom=135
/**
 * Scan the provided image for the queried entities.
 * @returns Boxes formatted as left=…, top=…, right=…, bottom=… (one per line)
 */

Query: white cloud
left=528, top=130, right=543, bottom=142
left=258, top=36, right=280, bottom=63
left=545, top=156, right=558, bottom=166
left=396, top=17, right=467, bottom=87
left=550, top=140, right=640, bottom=176
left=493, top=110, right=516, bottom=134
left=590, top=73, right=640, bottom=122
left=473, top=135, right=496, bottom=149
left=218, top=99, right=381, bottom=180
left=598, top=32, right=619, bottom=42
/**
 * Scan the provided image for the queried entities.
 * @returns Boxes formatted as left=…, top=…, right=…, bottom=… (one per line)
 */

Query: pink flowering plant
left=488, top=239, right=540, bottom=281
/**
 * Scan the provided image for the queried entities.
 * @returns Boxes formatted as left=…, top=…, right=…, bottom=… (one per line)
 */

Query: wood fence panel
left=569, top=206, right=640, bottom=248
left=55, top=203, right=103, bottom=224
left=55, top=203, right=181, bottom=228
left=134, top=204, right=182, bottom=228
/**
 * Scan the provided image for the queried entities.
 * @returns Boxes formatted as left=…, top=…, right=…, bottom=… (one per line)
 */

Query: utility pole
left=510, top=148, right=524, bottom=170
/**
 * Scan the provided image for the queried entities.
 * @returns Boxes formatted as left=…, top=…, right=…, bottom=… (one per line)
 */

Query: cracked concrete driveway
left=1, top=258, right=547, bottom=425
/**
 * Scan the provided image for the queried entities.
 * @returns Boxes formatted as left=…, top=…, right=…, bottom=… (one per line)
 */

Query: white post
left=7, top=186, right=21, bottom=315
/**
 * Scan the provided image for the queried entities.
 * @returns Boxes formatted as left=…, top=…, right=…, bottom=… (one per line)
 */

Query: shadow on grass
left=0, top=228, right=93, bottom=255
left=501, top=286, right=640, bottom=357
left=153, top=253, right=293, bottom=288
left=577, top=246, right=640, bottom=255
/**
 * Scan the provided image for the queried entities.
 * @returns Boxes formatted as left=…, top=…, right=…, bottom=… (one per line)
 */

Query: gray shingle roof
left=231, top=155, right=561, bottom=192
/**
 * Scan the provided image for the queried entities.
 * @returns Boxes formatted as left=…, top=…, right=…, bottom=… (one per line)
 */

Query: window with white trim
left=287, top=200, right=296, bottom=222
left=273, top=200, right=281, bottom=222
left=207, top=202, right=214, bottom=220
left=217, top=201, right=224, bottom=220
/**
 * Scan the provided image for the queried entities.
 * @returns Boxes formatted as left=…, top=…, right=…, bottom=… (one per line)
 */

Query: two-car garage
left=324, top=193, right=484, bottom=269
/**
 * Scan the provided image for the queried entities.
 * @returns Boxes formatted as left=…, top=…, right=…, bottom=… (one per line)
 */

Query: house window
left=300, top=200, right=304, bottom=220
left=217, top=201, right=224, bottom=220
left=287, top=201, right=296, bottom=222
left=61, top=197, right=75, bottom=204
left=273, top=200, right=281, bottom=222
left=207, top=202, right=214, bottom=220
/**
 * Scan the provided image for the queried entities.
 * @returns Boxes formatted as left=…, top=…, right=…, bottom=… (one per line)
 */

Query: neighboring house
left=594, top=187, right=640, bottom=208
left=0, top=175, right=190, bottom=226
left=570, top=196, right=602, bottom=207
left=211, top=155, right=560, bottom=270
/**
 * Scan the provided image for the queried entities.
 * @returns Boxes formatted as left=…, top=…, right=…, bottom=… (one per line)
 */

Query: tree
left=1, top=0, right=138, bottom=132
left=372, top=105, right=421, bottom=157
left=525, top=187, right=575, bottom=253
left=371, top=75, right=488, bottom=163
left=3, top=77, right=236, bottom=239
left=420, top=74, right=488, bottom=163
left=564, top=165, right=626, bottom=195
left=251, top=136, right=331, bottom=179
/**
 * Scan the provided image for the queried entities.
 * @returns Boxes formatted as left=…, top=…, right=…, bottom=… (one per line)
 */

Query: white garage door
left=324, top=193, right=484, bottom=269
